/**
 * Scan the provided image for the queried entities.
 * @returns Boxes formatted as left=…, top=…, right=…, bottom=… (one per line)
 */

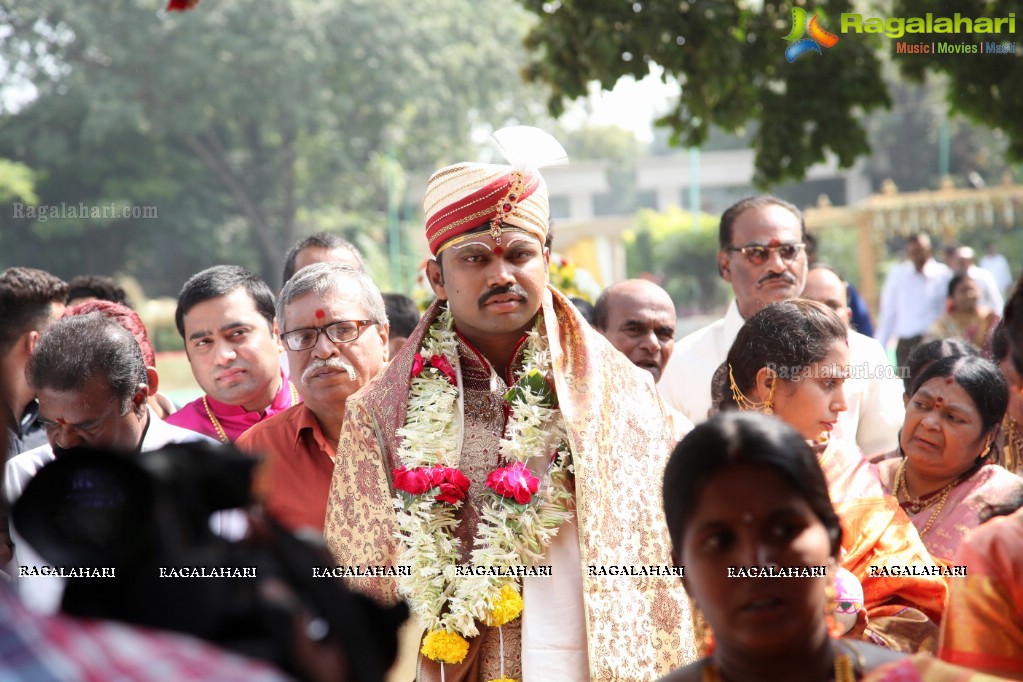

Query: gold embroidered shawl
left=324, top=286, right=697, bottom=680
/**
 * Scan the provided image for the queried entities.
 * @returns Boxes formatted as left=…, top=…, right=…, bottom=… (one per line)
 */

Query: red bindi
left=315, top=309, right=325, bottom=319
left=493, top=246, right=504, bottom=256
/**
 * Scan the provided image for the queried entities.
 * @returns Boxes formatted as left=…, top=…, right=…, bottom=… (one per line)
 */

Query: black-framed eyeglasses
left=281, top=320, right=376, bottom=351
left=726, top=242, right=805, bottom=266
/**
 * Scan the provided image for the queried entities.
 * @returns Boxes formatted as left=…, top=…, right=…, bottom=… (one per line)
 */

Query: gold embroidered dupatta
left=324, top=286, right=697, bottom=680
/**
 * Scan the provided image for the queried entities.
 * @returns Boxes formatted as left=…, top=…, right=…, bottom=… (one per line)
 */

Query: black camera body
left=13, top=441, right=407, bottom=682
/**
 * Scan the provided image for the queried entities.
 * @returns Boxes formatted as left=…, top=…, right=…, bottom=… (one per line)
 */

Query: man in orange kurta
left=238, top=263, right=389, bottom=532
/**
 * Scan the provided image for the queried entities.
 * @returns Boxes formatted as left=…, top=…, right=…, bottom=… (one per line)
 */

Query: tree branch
left=182, top=129, right=280, bottom=269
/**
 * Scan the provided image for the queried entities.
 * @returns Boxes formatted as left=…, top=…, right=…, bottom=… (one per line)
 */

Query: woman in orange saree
left=719, top=300, right=947, bottom=653
left=938, top=504, right=1023, bottom=680
left=658, top=412, right=1008, bottom=682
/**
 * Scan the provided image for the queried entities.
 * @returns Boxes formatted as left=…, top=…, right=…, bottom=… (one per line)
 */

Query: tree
left=0, top=0, right=548, bottom=290
left=626, top=207, right=728, bottom=312
left=518, top=0, right=890, bottom=186
left=554, top=124, right=646, bottom=215
left=893, top=0, right=1023, bottom=160
left=519, top=0, right=1023, bottom=188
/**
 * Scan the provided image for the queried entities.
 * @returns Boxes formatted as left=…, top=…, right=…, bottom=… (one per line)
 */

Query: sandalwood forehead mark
left=451, top=240, right=493, bottom=252
left=503, top=235, right=535, bottom=249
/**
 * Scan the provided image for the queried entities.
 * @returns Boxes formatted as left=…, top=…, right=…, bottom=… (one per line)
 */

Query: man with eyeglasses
left=236, top=263, right=388, bottom=533
left=659, top=195, right=902, bottom=456
left=660, top=196, right=808, bottom=423
left=5, top=314, right=212, bottom=613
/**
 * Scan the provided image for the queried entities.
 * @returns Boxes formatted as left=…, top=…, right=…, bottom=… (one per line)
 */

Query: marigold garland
left=420, top=629, right=470, bottom=665
left=485, top=584, right=524, bottom=627
left=392, top=305, right=574, bottom=660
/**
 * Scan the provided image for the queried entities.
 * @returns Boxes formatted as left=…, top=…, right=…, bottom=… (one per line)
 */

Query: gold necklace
left=202, top=381, right=298, bottom=443
left=894, top=458, right=959, bottom=536
left=701, top=649, right=858, bottom=682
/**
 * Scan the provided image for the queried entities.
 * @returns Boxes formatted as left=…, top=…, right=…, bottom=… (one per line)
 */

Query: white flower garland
left=392, top=305, right=574, bottom=641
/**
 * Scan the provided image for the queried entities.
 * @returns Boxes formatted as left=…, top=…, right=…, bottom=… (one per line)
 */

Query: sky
left=558, top=65, right=681, bottom=143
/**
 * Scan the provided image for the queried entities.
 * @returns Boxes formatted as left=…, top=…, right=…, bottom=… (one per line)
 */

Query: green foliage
left=810, top=225, right=860, bottom=287
left=0, top=0, right=547, bottom=292
left=519, top=0, right=890, bottom=187
left=893, top=0, right=1023, bottom=161
left=0, top=159, right=37, bottom=204
left=864, top=74, right=1012, bottom=193
left=626, top=207, right=730, bottom=312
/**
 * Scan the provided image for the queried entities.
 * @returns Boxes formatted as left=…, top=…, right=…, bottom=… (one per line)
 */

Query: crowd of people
left=1, top=125, right=1022, bottom=681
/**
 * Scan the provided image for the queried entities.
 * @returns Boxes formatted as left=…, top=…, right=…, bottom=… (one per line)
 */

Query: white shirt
left=844, top=330, right=905, bottom=458
left=875, top=259, right=952, bottom=347
left=980, top=253, right=1014, bottom=295
left=4, top=409, right=219, bottom=614
left=659, top=300, right=903, bottom=455
left=522, top=518, right=587, bottom=681
left=966, top=264, right=1005, bottom=313
left=4, top=408, right=212, bottom=503
left=658, top=300, right=745, bottom=424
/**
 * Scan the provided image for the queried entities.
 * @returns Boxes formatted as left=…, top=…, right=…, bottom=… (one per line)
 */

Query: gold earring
left=729, top=365, right=775, bottom=415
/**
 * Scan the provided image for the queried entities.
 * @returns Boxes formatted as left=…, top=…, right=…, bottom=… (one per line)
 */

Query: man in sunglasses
left=659, top=195, right=902, bottom=456
left=237, top=263, right=389, bottom=533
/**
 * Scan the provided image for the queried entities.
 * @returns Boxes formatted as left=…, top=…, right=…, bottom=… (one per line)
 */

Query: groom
left=324, top=129, right=694, bottom=681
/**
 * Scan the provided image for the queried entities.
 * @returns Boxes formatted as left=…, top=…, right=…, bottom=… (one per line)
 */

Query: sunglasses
left=726, top=242, right=806, bottom=266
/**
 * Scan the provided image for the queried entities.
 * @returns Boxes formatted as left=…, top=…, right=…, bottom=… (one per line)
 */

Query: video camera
left=12, top=441, right=407, bottom=682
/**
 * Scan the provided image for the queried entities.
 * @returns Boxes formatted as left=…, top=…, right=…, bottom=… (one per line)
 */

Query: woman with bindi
left=714, top=299, right=946, bottom=652
left=876, top=354, right=1023, bottom=563
left=659, top=412, right=996, bottom=682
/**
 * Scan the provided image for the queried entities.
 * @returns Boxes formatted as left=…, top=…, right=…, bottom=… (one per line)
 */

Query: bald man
left=802, top=264, right=852, bottom=325
left=594, top=279, right=676, bottom=383
left=802, top=264, right=905, bottom=457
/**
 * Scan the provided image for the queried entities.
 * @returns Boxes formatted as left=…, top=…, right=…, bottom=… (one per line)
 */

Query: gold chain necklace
left=894, top=458, right=959, bottom=536
left=202, top=381, right=298, bottom=443
left=702, top=648, right=858, bottom=682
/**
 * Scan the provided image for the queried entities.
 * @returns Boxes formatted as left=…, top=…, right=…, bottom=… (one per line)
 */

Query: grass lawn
left=155, top=350, right=202, bottom=405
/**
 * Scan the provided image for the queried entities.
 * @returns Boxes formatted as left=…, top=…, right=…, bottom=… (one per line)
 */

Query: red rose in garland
left=431, top=466, right=470, bottom=504
left=411, top=353, right=426, bottom=378
left=486, top=461, right=540, bottom=505
left=410, top=352, right=456, bottom=386
left=429, top=354, right=457, bottom=386
left=393, top=466, right=434, bottom=496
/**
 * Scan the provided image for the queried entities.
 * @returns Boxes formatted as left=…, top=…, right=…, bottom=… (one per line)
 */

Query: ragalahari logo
left=783, top=7, right=839, bottom=62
